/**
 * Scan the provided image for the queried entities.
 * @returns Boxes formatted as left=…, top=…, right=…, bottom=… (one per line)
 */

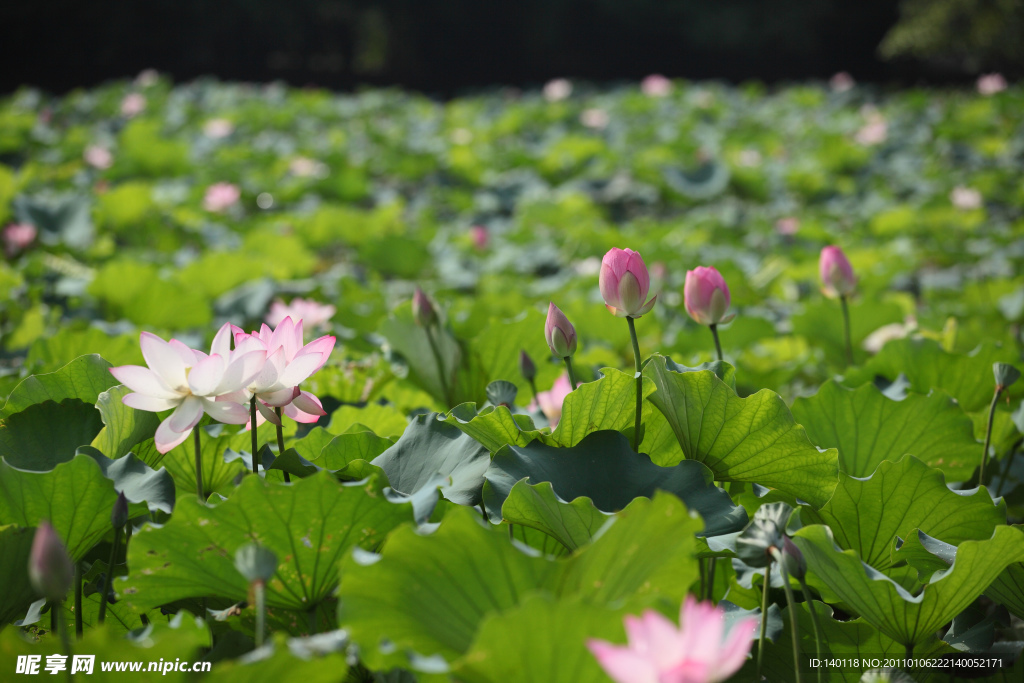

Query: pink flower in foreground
left=819, top=246, right=857, bottom=298
left=203, top=182, right=240, bottom=212
left=3, top=223, right=37, bottom=256
left=225, top=317, right=335, bottom=428
left=950, top=186, right=982, bottom=210
left=84, top=145, right=113, bottom=170
left=110, top=324, right=267, bottom=453
left=684, top=267, right=735, bottom=326
left=830, top=72, right=855, bottom=93
left=977, top=73, right=1008, bottom=96
left=120, top=93, right=147, bottom=118
left=588, top=596, right=757, bottom=683
left=641, top=74, right=673, bottom=97
left=266, top=298, right=336, bottom=330
left=600, top=248, right=657, bottom=318
left=543, top=78, right=572, bottom=102
left=529, top=372, right=572, bottom=426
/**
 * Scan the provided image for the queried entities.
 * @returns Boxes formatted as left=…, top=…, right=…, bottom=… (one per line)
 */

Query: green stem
left=57, top=602, right=73, bottom=683
left=307, top=606, right=317, bottom=636
left=699, top=559, right=706, bottom=599
left=563, top=356, right=579, bottom=390
left=905, top=643, right=913, bottom=660
left=774, top=550, right=802, bottom=683
left=709, top=324, right=723, bottom=362
left=840, top=295, right=853, bottom=368
left=74, top=563, right=82, bottom=639
left=996, top=438, right=1022, bottom=498
left=98, top=529, right=121, bottom=624
left=274, top=407, right=290, bottom=483
left=626, top=316, right=643, bottom=452
left=125, top=525, right=133, bottom=556
left=528, top=379, right=540, bottom=407
left=250, top=396, right=259, bottom=475
left=193, top=428, right=204, bottom=500
left=757, top=561, right=772, bottom=681
left=425, top=325, right=451, bottom=408
left=706, top=557, right=717, bottom=601
left=980, top=388, right=1002, bottom=483
left=50, top=599, right=58, bottom=634
left=254, top=582, right=267, bottom=648
left=797, top=576, right=824, bottom=683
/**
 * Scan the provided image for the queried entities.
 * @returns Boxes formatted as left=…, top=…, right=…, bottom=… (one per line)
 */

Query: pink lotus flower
left=470, top=225, right=489, bottom=250
left=120, top=93, right=147, bottom=118
left=684, top=266, right=735, bottom=326
left=110, top=324, right=267, bottom=453
left=641, top=74, right=673, bottom=97
left=950, top=186, right=982, bottom=210
left=581, top=108, right=610, bottom=129
left=588, top=596, right=757, bottom=683
left=829, top=72, right=855, bottom=93
left=289, top=157, right=328, bottom=178
left=203, top=182, right=240, bottom=212
left=203, top=118, right=235, bottom=139
left=977, top=73, right=1008, bottom=96
left=225, top=317, right=335, bottom=427
left=84, top=145, right=113, bottom=170
left=543, top=78, right=572, bottom=102
left=529, top=372, right=572, bottom=426
left=819, top=246, right=857, bottom=298
left=412, top=288, right=437, bottom=327
left=545, top=303, right=577, bottom=358
left=28, top=521, right=74, bottom=601
left=855, top=107, right=887, bottom=146
left=135, top=69, right=159, bottom=87
left=775, top=217, right=799, bottom=236
left=3, top=223, right=36, bottom=256
left=600, top=248, right=657, bottom=318
left=266, top=298, right=336, bottom=330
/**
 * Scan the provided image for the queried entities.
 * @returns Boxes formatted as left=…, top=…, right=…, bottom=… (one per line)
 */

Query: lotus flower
left=120, top=93, right=146, bottom=118
left=543, top=78, right=572, bottom=102
left=470, top=225, right=489, bottom=250
left=977, top=73, right=1008, bottom=96
left=266, top=298, right=336, bottom=330
left=581, top=108, right=610, bottom=129
left=544, top=303, right=577, bottom=358
left=819, top=246, right=856, bottom=298
left=529, top=372, right=572, bottom=426
left=684, top=266, right=735, bottom=326
left=412, top=288, right=437, bottom=327
left=203, top=118, right=234, bottom=139
left=950, top=186, right=982, bottom=210
left=829, top=71, right=855, bottom=93
left=855, top=107, right=887, bottom=146
left=3, top=223, right=36, bottom=256
left=226, top=317, right=336, bottom=427
left=587, top=596, right=757, bottom=683
left=600, top=248, right=657, bottom=318
left=641, top=74, right=673, bottom=97
left=203, top=182, right=241, bottom=212
left=109, top=324, right=267, bottom=453
left=289, top=157, right=328, bottom=178
left=28, top=521, right=74, bottom=601
left=84, top=145, right=113, bottom=169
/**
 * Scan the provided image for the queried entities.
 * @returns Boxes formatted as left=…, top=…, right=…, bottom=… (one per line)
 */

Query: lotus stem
left=250, top=396, right=259, bottom=475
left=74, top=563, right=83, bottom=639
left=563, top=356, right=579, bottom=390
left=193, top=428, right=204, bottom=500
left=528, top=378, right=540, bottom=407
left=709, top=324, right=723, bottom=362
left=797, top=575, right=824, bottom=683
left=706, top=557, right=717, bottom=601
left=840, top=295, right=853, bottom=368
left=254, top=581, right=267, bottom=648
left=57, top=601, right=73, bottom=683
left=626, top=316, right=643, bottom=452
left=757, top=561, right=772, bottom=681
left=773, top=549, right=802, bottom=683
left=274, top=407, right=290, bottom=483
left=98, top=529, right=121, bottom=624
left=980, top=388, right=1002, bottom=483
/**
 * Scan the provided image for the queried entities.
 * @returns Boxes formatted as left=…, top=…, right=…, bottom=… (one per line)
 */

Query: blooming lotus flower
left=226, top=317, right=336, bottom=427
left=545, top=303, right=577, bottom=358
left=266, top=298, right=336, bottom=330
left=588, top=596, right=757, bottom=683
left=84, top=145, right=113, bottom=169
left=641, top=74, right=673, bottom=97
left=3, top=223, right=36, bottom=256
left=529, top=372, right=572, bottom=426
left=977, top=73, right=1008, bottom=96
left=684, top=266, right=735, bottom=326
left=109, top=324, right=267, bottom=453
left=600, top=248, right=657, bottom=318
left=543, top=78, right=572, bottom=102
left=29, top=521, right=74, bottom=601
left=819, top=246, right=857, bottom=298
left=120, top=93, right=146, bottom=118
left=203, top=182, right=240, bottom=212
left=950, top=186, right=982, bottom=210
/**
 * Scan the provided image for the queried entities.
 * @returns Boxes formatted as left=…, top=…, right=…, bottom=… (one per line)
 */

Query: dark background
left=0, top=0, right=981, bottom=96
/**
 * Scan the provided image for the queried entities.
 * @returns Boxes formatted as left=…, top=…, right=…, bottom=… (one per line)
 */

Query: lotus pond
left=0, top=74, right=1023, bottom=682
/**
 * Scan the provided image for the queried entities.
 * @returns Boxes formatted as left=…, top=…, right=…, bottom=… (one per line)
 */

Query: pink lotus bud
left=111, top=491, right=129, bottom=530
left=641, top=74, right=673, bottom=97
left=203, top=182, right=240, bottom=212
left=819, top=246, right=857, bottom=298
left=3, top=223, right=37, bottom=256
left=470, top=225, right=489, bottom=250
left=518, top=350, right=536, bottom=382
left=412, top=288, right=437, bottom=327
left=544, top=303, right=577, bottom=358
left=684, top=266, right=735, bottom=326
left=29, top=521, right=74, bottom=601
left=599, top=248, right=658, bottom=318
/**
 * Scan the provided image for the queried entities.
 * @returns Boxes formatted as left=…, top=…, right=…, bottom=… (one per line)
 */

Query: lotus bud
left=599, top=248, right=657, bottom=318
left=519, top=350, right=536, bottom=383
left=684, top=266, right=735, bottom=326
left=470, top=225, right=489, bottom=250
left=412, top=288, right=437, bottom=327
left=544, top=303, right=578, bottom=358
left=994, top=363, right=1021, bottom=392
left=111, top=491, right=129, bottom=530
left=234, top=544, right=278, bottom=586
left=28, top=522, right=74, bottom=601
left=819, top=246, right=857, bottom=298
left=780, top=536, right=806, bottom=581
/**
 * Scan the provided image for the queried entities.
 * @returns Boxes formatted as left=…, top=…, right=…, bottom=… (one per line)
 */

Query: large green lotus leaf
left=0, top=611, right=210, bottom=682
left=841, top=339, right=1017, bottom=413
left=792, top=524, right=1024, bottom=648
left=483, top=430, right=747, bottom=537
left=371, top=413, right=491, bottom=506
left=471, top=309, right=562, bottom=399
left=314, top=430, right=394, bottom=470
left=986, top=560, right=1024, bottom=620
left=890, top=529, right=958, bottom=581
left=452, top=596, right=627, bottom=683
left=120, top=472, right=412, bottom=612
left=327, top=403, right=409, bottom=438
left=63, top=588, right=147, bottom=637
left=500, top=480, right=612, bottom=552
left=801, top=456, right=1004, bottom=570
left=548, top=367, right=656, bottom=448
left=77, top=446, right=176, bottom=515
left=289, top=426, right=338, bottom=462
left=0, top=399, right=104, bottom=471
left=645, top=354, right=838, bottom=507
left=0, top=455, right=147, bottom=561
left=792, top=300, right=904, bottom=369
left=212, top=633, right=350, bottom=683
left=26, top=327, right=143, bottom=375
left=792, top=381, right=980, bottom=480
left=160, top=423, right=279, bottom=498
left=441, top=403, right=537, bottom=452
left=91, top=384, right=161, bottom=461
left=0, top=525, right=35, bottom=624
left=0, top=354, right=117, bottom=418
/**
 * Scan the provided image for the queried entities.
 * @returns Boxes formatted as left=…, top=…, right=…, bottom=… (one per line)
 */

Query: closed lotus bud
left=234, top=544, right=278, bottom=585
left=545, top=303, right=578, bottom=358
left=28, top=521, right=74, bottom=601
left=684, top=266, right=735, bottom=326
left=411, top=288, right=437, bottom=327
left=599, top=248, right=657, bottom=318
left=111, top=491, right=129, bottom=530
left=519, top=350, right=536, bottom=382
left=819, top=246, right=857, bottom=298
left=780, top=536, right=806, bottom=580
left=994, top=363, right=1021, bottom=392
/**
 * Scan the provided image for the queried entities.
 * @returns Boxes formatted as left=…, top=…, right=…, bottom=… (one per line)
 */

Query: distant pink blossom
left=120, top=93, right=147, bottom=118
left=830, top=72, right=855, bottom=93
left=775, top=217, right=799, bottom=236
left=855, top=107, right=887, bottom=146
left=977, top=73, right=1008, bottom=96
left=581, top=108, right=609, bottom=129
left=84, top=146, right=113, bottom=170
left=3, top=223, right=36, bottom=256
left=950, top=186, right=982, bottom=210
left=203, top=118, right=234, bottom=139
left=289, top=157, right=328, bottom=178
left=529, top=372, right=573, bottom=426
left=470, top=225, right=489, bottom=250
left=203, top=182, right=241, bottom=212
left=135, top=69, right=159, bottom=87
left=641, top=74, right=673, bottom=97
left=265, top=298, right=336, bottom=330
left=543, top=78, right=572, bottom=102
left=588, top=596, right=757, bottom=683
